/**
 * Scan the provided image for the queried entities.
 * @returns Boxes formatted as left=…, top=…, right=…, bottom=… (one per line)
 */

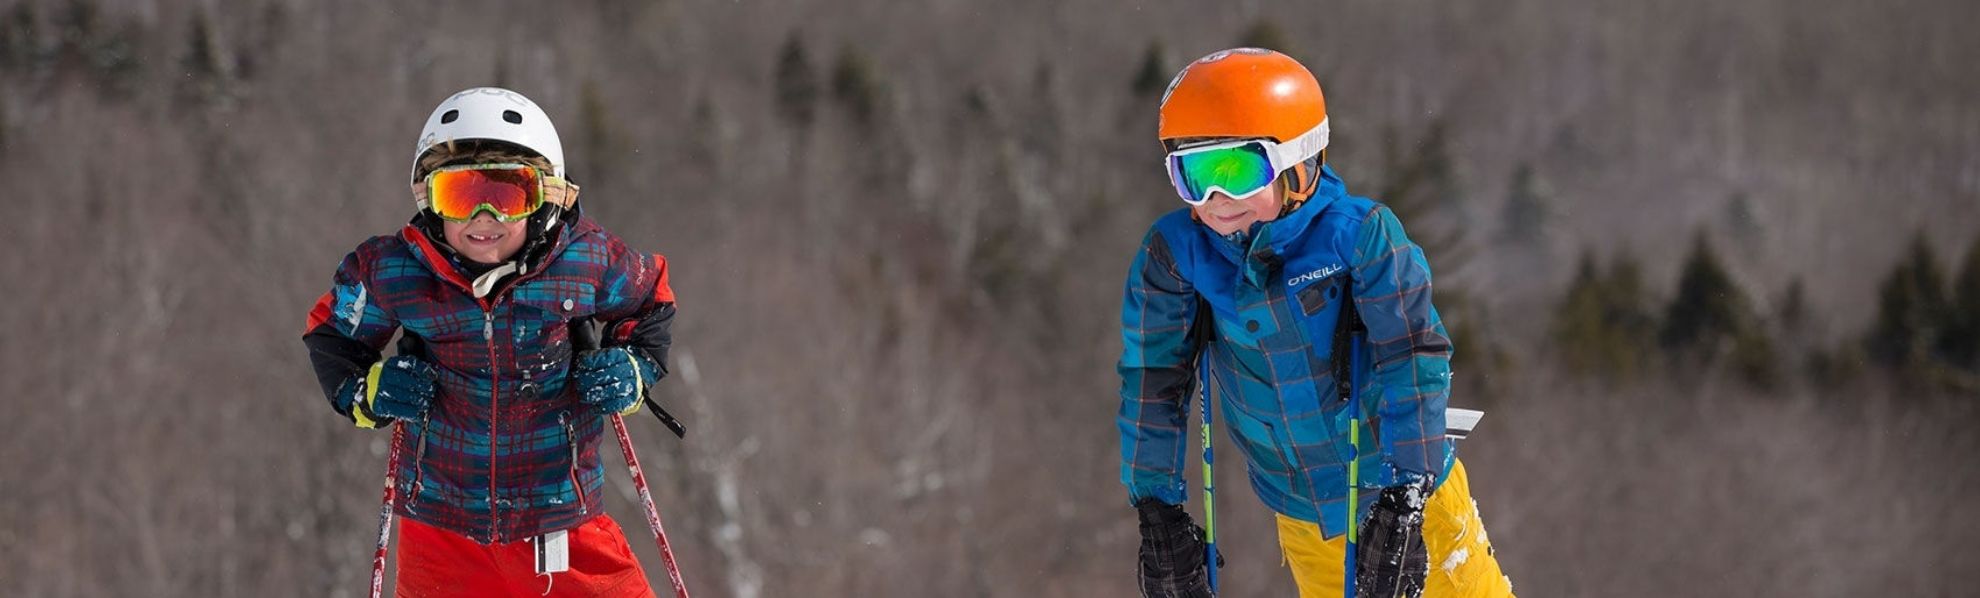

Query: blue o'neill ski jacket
left=1117, top=165, right=1454, bottom=539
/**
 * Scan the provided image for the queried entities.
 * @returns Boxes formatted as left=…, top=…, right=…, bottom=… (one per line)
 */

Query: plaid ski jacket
left=304, top=213, right=674, bottom=543
left=1118, top=165, right=1454, bottom=538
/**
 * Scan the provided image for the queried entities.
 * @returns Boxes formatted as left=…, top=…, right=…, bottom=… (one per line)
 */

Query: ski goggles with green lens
left=1163, top=120, right=1330, bottom=205
left=413, top=163, right=578, bottom=222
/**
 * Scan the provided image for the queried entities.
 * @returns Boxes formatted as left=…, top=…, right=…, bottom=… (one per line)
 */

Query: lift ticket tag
left=535, top=530, right=570, bottom=574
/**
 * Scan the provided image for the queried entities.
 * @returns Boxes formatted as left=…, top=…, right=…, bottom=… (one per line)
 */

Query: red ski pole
left=612, top=413, right=691, bottom=598
left=370, top=422, right=406, bottom=598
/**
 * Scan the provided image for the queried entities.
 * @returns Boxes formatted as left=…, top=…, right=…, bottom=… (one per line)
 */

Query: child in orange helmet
left=1119, top=48, right=1515, bottom=597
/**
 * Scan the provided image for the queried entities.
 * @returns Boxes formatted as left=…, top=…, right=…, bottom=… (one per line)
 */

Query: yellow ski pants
left=1274, top=459, right=1515, bottom=597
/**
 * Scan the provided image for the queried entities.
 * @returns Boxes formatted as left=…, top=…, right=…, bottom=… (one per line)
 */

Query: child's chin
left=462, top=251, right=517, bottom=265
left=1206, top=222, right=1249, bottom=235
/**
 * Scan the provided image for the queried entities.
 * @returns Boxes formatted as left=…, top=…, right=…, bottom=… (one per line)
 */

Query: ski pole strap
left=645, top=396, right=686, bottom=438
left=572, top=318, right=687, bottom=438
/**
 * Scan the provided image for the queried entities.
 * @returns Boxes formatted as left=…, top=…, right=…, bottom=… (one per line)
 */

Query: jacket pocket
left=1291, top=274, right=1349, bottom=368
left=1225, top=406, right=1295, bottom=481
left=509, top=280, right=599, bottom=376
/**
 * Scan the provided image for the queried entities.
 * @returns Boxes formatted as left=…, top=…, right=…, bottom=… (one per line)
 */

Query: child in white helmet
left=303, top=87, right=676, bottom=597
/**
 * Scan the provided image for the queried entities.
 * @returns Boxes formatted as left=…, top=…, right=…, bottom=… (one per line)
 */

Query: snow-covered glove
left=572, top=347, right=659, bottom=416
left=1356, top=482, right=1430, bottom=598
left=333, top=355, right=438, bottom=429
left=1136, top=499, right=1220, bottom=598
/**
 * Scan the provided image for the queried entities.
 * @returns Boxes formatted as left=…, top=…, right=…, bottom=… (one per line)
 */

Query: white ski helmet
left=411, top=87, right=566, bottom=184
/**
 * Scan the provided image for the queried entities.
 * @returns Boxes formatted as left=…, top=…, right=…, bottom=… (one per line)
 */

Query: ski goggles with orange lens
left=1163, top=120, right=1330, bottom=205
left=415, top=163, right=573, bottom=223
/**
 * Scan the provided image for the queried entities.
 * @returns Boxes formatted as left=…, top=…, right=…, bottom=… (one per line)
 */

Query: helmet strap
left=1278, top=150, right=1326, bottom=216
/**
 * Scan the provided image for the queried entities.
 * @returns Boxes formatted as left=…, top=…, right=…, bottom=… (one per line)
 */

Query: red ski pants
left=396, top=515, right=655, bottom=597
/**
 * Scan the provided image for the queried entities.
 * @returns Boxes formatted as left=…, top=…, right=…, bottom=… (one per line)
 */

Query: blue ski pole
left=1197, top=359, right=1218, bottom=594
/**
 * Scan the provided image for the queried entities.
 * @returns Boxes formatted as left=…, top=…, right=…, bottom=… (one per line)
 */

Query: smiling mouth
left=465, top=233, right=503, bottom=243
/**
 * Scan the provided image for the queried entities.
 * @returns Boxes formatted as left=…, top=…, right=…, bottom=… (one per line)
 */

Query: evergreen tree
left=1552, top=248, right=1658, bottom=380
left=183, top=13, right=217, bottom=79
left=234, top=2, right=288, bottom=82
left=831, top=43, right=883, bottom=126
left=1943, top=236, right=1980, bottom=368
left=1500, top=163, right=1552, bottom=243
left=1661, top=232, right=1750, bottom=354
left=179, top=10, right=229, bottom=102
left=578, top=79, right=615, bottom=182
left=774, top=32, right=818, bottom=128
left=1130, top=39, right=1170, bottom=98
left=0, top=3, right=39, bottom=71
left=1375, top=120, right=1466, bottom=269
left=55, top=0, right=96, bottom=60
left=1867, top=232, right=1951, bottom=368
left=1777, top=276, right=1809, bottom=337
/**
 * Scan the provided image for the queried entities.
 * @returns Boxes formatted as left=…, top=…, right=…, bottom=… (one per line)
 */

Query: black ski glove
left=1136, top=499, right=1220, bottom=598
left=1355, top=482, right=1430, bottom=598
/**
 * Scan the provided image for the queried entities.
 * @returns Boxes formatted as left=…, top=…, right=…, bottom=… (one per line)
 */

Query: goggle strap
left=1268, top=118, right=1330, bottom=172
left=410, top=181, right=432, bottom=212
left=542, top=176, right=578, bottom=210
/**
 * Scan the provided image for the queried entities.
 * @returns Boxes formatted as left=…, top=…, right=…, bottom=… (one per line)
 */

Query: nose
left=471, top=211, right=500, bottom=224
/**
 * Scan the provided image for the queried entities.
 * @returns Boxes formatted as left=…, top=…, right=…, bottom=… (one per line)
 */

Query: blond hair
left=413, top=140, right=555, bottom=182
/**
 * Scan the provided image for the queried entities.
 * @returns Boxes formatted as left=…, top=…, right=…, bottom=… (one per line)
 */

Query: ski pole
left=1197, top=359, right=1218, bottom=594
left=612, top=413, right=691, bottom=598
left=1343, top=326, right=1365, bottom=597
left=572, top=317, right=690, bottom=597
left=369, top=422, right=406, bottom=598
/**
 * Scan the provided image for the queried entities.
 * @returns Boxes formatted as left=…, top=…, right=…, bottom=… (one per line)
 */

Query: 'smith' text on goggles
left=412, top=163, right=579, bottom=222
left=1164, top=119, right=1330, bottom=206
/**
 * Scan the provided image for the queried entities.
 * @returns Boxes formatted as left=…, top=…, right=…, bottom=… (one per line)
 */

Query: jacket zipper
left=481, top=302, right=500, bottom=541
left=1264, top=276, right=1332, bottom=530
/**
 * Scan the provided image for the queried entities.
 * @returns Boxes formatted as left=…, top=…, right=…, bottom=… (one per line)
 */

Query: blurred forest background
left=2, top=0, right=1977, bottom=596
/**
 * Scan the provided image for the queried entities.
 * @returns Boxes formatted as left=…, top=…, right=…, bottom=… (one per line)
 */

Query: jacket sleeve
left=592, top=231, right=676, bottom=378
left=1117, top=228, right=1204, bottom=507
left=302, top=248, right=401, bottom=418
left=1349, top=206, right=1452, bottom=486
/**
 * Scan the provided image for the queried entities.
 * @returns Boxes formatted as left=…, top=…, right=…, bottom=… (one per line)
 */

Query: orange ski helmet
left=1159, top=48, right=1329, bottom=207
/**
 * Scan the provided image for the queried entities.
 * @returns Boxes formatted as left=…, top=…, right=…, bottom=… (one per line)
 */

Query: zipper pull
left=483, top=312, right=494, bottom=341
left=563, top=415, right=580, bottom=464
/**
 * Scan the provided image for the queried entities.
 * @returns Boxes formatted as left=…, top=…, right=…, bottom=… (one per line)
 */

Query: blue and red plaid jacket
left=305, top=214, right=673, bottom=543
left=1118, top=165, right=1454, bottom=538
